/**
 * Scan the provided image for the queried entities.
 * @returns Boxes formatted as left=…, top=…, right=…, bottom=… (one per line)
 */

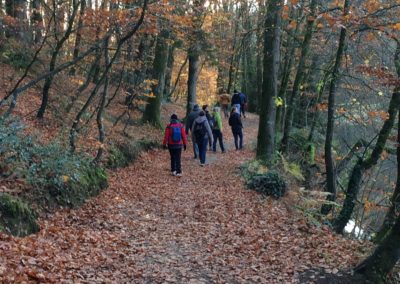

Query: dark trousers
left=212, top=129, right=225, bottom=152
left=197, top=137, right=208, bottom=164
left=169, top=148, right=182, bottom=173
left=232, top=129, right=243, bottom=150
left=240, top=104, right=246, bottom=117
left=222, top=104, right=229, bottom=118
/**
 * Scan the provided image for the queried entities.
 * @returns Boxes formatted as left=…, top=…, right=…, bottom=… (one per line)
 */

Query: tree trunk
left=255, top=0, right=265, bottom=114
left=354, top=152, right=400, bottom=283
left=93, top=38, right=109, bottom=164
left=256, top=0, right=283, bottom=162
left=276, top=2, right=303, bottom=134
left=320, top=0, right=351, bottom=215
left=142, top=30, right=170, bottom=127
left=69, top=0, right=86, bottom=76
left=164, top=45, right=175, bottom=101
left=30, top=0, right=43, bottom=43
left=281, top=0, right=318, bottom=152
left=186, top=44, right=200, bottom=117
left=37, top=0, right=79, bottom=119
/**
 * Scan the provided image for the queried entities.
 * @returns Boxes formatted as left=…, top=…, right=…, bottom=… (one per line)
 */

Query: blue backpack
left=170, top=125, right=182, bottom=143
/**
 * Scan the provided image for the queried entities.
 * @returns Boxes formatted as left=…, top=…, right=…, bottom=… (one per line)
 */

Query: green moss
left=49, top=166, right=108, bottom=208
left=0, top=193, right=39, bottom=236
left=107, top=139, right=158, bottom=169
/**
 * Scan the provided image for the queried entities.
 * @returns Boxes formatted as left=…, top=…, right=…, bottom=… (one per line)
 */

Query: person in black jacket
left=231, top=90, right=241, bottom=114
left=228, top=107, right=243, bottom=150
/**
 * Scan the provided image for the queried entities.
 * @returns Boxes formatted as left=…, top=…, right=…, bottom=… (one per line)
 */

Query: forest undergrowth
left=0, top=112, right=366, bottom=283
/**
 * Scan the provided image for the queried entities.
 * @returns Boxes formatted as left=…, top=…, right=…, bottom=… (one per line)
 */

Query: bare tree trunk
left=69, top=0, right=86, bottom=76
left=37, top=0, right=80, bottom=119
left=256, top=0, right=283, bottom=162
left=321, top=0, right=351, bottom=215
left=93, top=38, right=109, bottom=164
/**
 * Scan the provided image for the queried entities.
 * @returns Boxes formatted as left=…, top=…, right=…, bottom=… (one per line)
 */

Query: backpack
left=193, top=121, right=207, bottom=140
left=170, top=125, right=182, bottom=143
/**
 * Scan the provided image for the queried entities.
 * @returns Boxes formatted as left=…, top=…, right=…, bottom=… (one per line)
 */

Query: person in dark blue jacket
left=228, top=107, right=243, bottom=150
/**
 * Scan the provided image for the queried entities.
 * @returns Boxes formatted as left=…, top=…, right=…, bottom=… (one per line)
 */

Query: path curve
left=0, top=114, right=360, bottom=283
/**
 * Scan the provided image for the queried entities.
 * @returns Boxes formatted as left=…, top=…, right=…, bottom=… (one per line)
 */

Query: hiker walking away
left=192, top=111, right=213, bottom=166
left=231, top=89, right=241, bottom=115
left=219, top=90, right=231, bottom=118
left=239, top=92, right=247, bottom=118
left=163, top=114, right=187, bottom=176
left=229, top=107, right=243, bottom=150
left=202, top=105, right=213, bottom=148
left=185, top=104, right=201, bottom=159
left=212, top=107, right=225, bottom=153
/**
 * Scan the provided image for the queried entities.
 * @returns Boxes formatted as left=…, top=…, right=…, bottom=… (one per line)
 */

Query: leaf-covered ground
left=0, top=113, right=364, bottom=283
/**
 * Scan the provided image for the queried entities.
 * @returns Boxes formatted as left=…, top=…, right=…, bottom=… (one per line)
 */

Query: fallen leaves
left=0, top=113, right=365, bottom=283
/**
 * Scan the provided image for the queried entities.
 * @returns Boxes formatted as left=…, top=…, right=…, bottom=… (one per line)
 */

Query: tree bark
left=69, top=0, right=86, bottom=76
left=186, top=43, right=200, bottom=117
left=320, top=0, right=351, bottom=215
left=142, top=30, right=170, bottom=127
left=256, top=0, right=283, bottom=162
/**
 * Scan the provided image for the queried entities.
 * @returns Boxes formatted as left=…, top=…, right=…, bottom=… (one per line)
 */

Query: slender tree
left=321, top=0, right=351, bottom=215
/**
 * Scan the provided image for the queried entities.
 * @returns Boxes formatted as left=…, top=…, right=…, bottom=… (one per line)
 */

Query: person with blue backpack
left=192, top=111, right=213, bottom=166
left=163, top=114, right=188, bottom=176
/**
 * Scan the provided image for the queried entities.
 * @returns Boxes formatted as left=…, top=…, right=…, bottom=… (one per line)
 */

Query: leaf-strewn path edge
left=0, top=114, right=363, bottom=283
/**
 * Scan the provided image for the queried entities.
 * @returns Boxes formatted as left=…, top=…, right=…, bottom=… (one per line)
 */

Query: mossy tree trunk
left=256, top=0, right=283, bottom=163
left=334, top=38, right=400, bottom=231
left=143, top=30, right=170, bottom=127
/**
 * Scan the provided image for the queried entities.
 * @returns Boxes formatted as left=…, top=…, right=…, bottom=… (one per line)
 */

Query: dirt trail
left=0, top=114, right=361, bottom=283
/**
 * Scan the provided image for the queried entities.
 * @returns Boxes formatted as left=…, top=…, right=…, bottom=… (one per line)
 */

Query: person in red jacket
left=163, top=114, right=187, bottom=177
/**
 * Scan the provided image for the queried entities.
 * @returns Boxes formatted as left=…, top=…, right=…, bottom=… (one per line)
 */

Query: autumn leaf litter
left=0, top=113, right=364, bottom=283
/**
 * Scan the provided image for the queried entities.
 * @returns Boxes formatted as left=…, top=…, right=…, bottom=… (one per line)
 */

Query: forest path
left=1, top=113, right=360, bottom=283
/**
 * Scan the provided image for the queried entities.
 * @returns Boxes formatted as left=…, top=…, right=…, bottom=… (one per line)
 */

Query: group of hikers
left=162, top=90, right=247, bottom=177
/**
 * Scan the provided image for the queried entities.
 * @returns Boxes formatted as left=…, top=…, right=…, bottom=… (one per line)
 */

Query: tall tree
left=321, top=0, right=351, bottom=215
left=256, top=0, right=284, bottom=162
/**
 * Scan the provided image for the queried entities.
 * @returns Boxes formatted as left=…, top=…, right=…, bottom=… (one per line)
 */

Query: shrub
left=107, top=139, right=158, bottom=169
left=0, top=193, right=39, bottom=236
left=247, top=172, right=287, bottom=198
left=0, top=39, right=33, bottom=69
left=26, top=143, right=108, bottom=209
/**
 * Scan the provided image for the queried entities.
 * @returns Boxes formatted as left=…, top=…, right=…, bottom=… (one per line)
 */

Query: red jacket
left=163, top=121, right=187, bottom=148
